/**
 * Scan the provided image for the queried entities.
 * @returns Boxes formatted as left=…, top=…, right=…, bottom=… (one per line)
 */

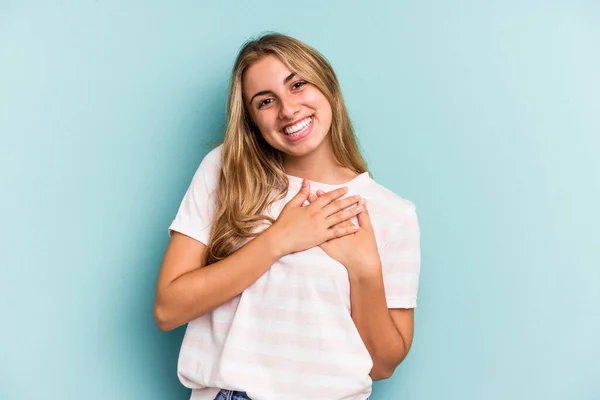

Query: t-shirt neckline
left=285, top=171, right=371, bottom=191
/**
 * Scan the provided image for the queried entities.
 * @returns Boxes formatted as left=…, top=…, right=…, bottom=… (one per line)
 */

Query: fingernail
left=361, top=198, right=366, bottom=205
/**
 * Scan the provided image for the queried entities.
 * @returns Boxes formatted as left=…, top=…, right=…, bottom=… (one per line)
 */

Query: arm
left=154, top=183, right=361, bottom=332
left=348, top=266, right=414, bottom=380
left=313, top=192, right=421, bottom=381
left=153, top=228, right=282, bottom=332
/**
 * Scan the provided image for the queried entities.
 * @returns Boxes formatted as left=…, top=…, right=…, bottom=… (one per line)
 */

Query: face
left=242, top=54, right=333, bottom=158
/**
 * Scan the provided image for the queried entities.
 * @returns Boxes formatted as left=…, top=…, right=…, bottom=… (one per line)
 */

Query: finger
left=307, top=193, right=318, bottom=204
left=316, top=190, right=325, bottom=197
left=332, top=219, right=355, bottom=228
left=325, top=202, right=363, bottom=227
left=328, top=223, right=360, bottom=240
left=309, top=186, right=349, bottom=209
left=322, top=194, right=361, bottom=218
left=302, top=194, right=317, bottom=207
left=357, top=198, right=372, bottom=228
left=291, top=179, right=311, bottom=207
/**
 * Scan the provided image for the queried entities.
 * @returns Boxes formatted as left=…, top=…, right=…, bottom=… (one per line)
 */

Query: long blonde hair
left=203, top=32, right=369, bottom=266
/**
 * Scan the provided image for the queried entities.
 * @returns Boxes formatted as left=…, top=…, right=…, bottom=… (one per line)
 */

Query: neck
left=282, top=136, right=357, bottom=185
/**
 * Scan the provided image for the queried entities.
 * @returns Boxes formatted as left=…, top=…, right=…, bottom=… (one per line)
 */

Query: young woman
left=154, top=33, right=421, bottom=400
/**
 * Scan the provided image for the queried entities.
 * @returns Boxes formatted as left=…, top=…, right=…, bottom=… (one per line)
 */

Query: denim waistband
left=215, top=389, right=251, bottom=400
left=215, top=389, right=369, bottom=400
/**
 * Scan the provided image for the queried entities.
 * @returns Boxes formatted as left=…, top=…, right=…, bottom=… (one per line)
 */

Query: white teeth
left=283, top=117, right=312, bottom=136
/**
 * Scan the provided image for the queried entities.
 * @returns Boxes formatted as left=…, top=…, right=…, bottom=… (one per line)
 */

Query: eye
left=257, top=98, right=274, bottom=109
left=292, top=80, right=307, bottom=90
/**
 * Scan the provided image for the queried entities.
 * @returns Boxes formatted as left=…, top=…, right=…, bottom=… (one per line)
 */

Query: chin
left=281, top=134, right=330, bottom=158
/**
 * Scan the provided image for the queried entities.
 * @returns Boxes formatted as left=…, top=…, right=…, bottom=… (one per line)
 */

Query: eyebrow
left=248, top=73, right=296, bottom=105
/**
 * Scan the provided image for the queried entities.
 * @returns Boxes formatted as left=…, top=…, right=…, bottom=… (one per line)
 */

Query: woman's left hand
left=308, top=190, right=381, bottom=274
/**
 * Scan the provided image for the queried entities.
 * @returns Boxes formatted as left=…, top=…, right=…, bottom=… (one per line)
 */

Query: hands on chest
left=267, top=179, right=381, bottom=275
left=307, top=189, right=381, bottom=274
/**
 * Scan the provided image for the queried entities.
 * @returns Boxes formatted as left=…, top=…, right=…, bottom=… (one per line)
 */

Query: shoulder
left=362, top=178, right=419, bottom=248
left=192, top=144, right=223, bottom=181
left=363, top=178, right=417, bottom=218
left=361, top=177, right=418, bottom=238
left=199, top=144, right=223, bottom=169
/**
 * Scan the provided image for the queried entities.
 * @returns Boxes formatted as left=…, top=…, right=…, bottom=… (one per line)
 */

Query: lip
left=279, top=115, right=314, bottom=133
left=281, top=115, right=314, bottom=143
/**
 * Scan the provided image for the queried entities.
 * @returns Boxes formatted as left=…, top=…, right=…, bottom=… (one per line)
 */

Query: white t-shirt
left=168, top=145, right=421, bottom=400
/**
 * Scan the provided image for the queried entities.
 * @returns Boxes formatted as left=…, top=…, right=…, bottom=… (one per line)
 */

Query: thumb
left=291, top=179, right=311, bottom=206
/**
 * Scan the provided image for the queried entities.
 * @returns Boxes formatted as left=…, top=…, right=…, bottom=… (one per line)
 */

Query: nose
left=278, top=95, right=300, bottom=120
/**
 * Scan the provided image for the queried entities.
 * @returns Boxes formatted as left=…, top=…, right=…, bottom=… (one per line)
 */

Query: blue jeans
left=214, top=390, right=251, bottom=400
left=215, top=389, right=369, bottom=399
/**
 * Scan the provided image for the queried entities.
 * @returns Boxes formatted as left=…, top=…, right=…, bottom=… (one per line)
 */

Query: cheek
left=252, top=112, right=273, bottom=130
left=306, top=89, right=332, bottom=118
left=253, top=112, right=281, bottom=140
left=304, top=88, right=327, bottom=107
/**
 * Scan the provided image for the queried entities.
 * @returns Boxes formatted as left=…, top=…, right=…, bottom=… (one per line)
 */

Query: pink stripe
left=241, top=302, right=349, bottom=326
left=384, top=283, right=419, bottom=297
left=384, top=236, right=420, bottom=251
left=383, top=260, right=420, bottom=273
left=260, top=282, right=345, bottom=306
left=187, top=319, right=362, bottom=354
left=179, top=340, right=370, bottom=380
left=181, top=354, right=372, bottom=400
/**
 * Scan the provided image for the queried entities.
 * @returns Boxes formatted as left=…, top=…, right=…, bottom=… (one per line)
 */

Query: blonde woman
left=154, top=32, right=421, bottom=400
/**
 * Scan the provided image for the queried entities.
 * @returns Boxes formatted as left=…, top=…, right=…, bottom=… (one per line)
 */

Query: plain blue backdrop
left=1, top=1, right=599, bottom=399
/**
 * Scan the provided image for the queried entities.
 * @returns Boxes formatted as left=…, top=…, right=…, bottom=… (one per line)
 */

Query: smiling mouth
left=281, top=116, right=313, bottom=137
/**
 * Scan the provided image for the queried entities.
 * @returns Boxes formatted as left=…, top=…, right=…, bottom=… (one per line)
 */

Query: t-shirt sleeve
left=168, top=149, right=221, bottom=245
left=380, top=201, right=421, bottom=309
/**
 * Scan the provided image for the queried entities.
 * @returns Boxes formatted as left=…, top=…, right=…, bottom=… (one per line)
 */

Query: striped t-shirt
left=168, top=145, right=421, bottom=400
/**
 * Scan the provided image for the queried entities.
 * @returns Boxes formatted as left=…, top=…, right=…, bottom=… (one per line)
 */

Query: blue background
left=1, top=1, right=599, bottom=399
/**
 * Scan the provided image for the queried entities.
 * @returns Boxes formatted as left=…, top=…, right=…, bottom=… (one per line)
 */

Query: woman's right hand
left=267, top=179, right=363, bottom=257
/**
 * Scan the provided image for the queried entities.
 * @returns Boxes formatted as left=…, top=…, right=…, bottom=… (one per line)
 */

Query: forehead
left=242, top=55, right=293, bottom=97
